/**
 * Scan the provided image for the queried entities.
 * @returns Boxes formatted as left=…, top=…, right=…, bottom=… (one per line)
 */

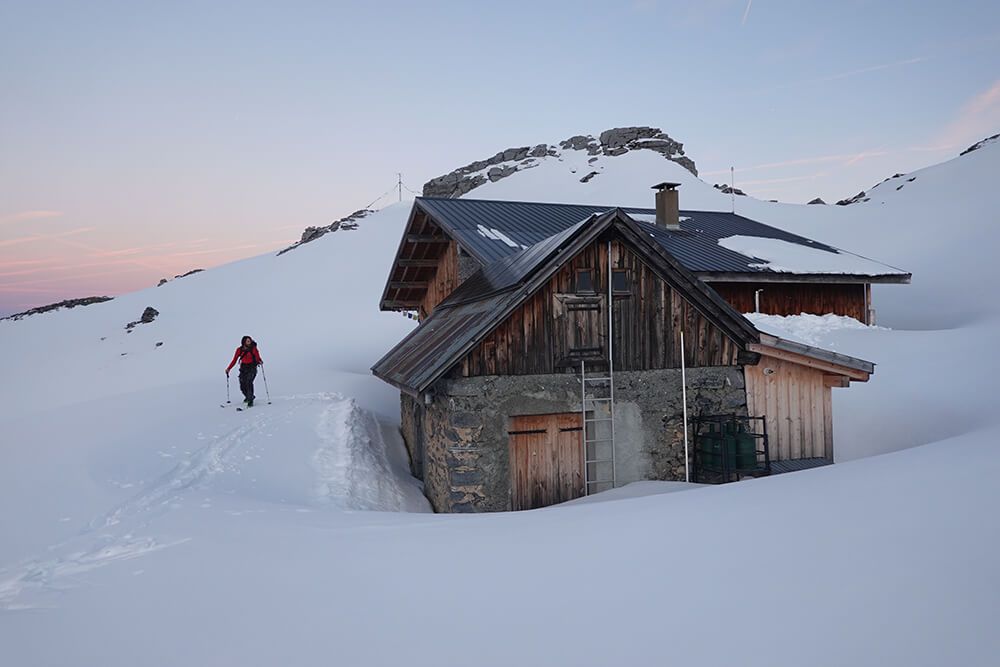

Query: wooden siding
left=508, top=413, right=584, bottom=510
left=419, top=240, right=460, bottom=319
left=744, top=356, right=833, bottom=461
left=708, top=282, right=868, bottom=323
left=460, top=239, right=741, bottom=377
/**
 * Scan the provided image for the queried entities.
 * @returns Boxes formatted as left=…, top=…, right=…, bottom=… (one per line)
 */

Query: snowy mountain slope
left=2, top=132, right=999, bottom=666
left=0, top=203, right=429, bottom=597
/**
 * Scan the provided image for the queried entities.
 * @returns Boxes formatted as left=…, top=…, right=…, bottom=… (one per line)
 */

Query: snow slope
left=2, top=135, right=999, bottom=666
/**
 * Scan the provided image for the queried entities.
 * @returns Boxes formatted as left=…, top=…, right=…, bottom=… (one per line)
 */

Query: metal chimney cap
left=651, top=182, right=681, bottom=191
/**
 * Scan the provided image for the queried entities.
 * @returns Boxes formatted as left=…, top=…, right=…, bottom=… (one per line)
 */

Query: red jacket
left=227, top=345, right=262, bottom=372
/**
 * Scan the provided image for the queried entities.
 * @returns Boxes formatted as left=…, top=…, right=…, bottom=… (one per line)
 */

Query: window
left=612, top=269, right=630, bottom=295
left=575, top=269, right=594, bottom=294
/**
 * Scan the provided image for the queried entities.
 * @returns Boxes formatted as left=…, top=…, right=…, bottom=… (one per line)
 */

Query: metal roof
left=413, top=197, right=910, bottom=280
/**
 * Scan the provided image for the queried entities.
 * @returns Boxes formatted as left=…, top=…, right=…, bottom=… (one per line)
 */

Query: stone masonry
left=399, top=367, right=747, bottom=512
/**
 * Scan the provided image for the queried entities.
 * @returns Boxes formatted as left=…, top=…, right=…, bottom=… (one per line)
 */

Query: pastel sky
left=2, top=0, right=998, bottom=316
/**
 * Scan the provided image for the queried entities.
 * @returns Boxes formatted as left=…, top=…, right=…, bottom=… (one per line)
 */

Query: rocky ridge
left=2, top=296, right=113, bottom=322
left=422, top=126, right=698, bottom=199
left=279, top=208, right=374, bottom=256
left=959, top=133, right=1000, bottom=156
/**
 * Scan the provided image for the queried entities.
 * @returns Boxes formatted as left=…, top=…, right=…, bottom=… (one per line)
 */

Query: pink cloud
left=0, top=210, right=63, bottom=225
left=0, top=227, right=95, bottom=249
left=936, top=79, right=1000, bottom=149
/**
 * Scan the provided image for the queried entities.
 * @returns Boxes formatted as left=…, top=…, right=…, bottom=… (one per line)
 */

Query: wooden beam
left=397, top=259, right=439, bottom=268
left=749, top=343, right=870, bottom=382
left=823, top=374, right=851, bottom=388
left=389, top=281, right=429, bottom=289
left=406, top=234, right=449, bottom=244
left=381, top=300, right=422, bottom=309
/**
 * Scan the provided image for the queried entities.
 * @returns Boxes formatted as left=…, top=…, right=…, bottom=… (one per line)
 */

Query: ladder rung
left=584, top=417, right=613, bottom=423
left=584, top=377, right=612, bottom=382
left=584, top=397, right=612, bottom=402
left=586, top=459, right=614, bottom=465
left=584, top=438, right=614, bottom=444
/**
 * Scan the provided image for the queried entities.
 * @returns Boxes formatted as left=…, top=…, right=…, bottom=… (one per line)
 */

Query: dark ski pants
left=239, top=364, right=257, bottom=402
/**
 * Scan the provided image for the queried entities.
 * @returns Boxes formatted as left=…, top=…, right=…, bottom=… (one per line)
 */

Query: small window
left=612, top=270, right=630, bottom=294
left=575, top=269, right=595, bottom=294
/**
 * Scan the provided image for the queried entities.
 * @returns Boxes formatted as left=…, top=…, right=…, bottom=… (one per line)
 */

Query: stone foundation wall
left=400, top=393, right=423, bottom=477
left=414, top=367, right=747, bottom=512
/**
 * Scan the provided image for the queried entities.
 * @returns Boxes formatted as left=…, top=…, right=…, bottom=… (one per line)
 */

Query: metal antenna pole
left=681, top=330, right=690, bottom=483
left=397, top=173, right=402, bottom=202
left=607, top=240, right=616, bottom=489
left=731, top=166, right=735, bottom=214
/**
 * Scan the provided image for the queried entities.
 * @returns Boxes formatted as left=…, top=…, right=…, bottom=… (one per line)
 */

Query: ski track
left=0, top=392, right=404, bottom=611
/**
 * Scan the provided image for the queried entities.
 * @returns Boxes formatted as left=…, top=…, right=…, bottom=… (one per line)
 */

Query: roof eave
left=698, top=271, right=912, bottom=285
left=751, top=333, right=875, bottom=380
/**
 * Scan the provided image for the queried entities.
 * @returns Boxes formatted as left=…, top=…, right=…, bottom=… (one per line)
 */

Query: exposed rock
left=807, top=198, right=826, bottom=205
left=155, top=341, right=163, bottom=347
left=959, top=133, right=1000, bottom=156
left=487, top=164, right=518, bottom=182
left=836, top=190, right=870, bottom=206
left=714, top=183, right=746, bottom=196
left=579, top=171, right=600, bottom=183
left=174, top=269, right=204, bottom=279
left=157, top=278, right=168, bottom=287
left=125, top=306, right=159, bottom=331
left=422, top=126, right=699, bottom=199
left=2, top=296, right=113, bottom=322
left=559, top=135, right=597, bottom=151
left=278, top=208, right=375, bottom=256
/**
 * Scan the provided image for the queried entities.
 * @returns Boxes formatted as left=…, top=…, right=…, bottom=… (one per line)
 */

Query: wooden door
left=508, top=413, right=584, bottom=510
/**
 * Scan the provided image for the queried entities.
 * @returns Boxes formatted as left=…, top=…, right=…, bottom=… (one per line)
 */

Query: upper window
left=575, top=269, right=595, bottom=294
left=612, top=269, right=630, bottom=294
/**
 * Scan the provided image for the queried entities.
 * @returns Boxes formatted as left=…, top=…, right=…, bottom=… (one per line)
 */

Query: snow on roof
left=627, top=213, right=691, bottom=225
left=718, top=235, right=909, bottom=276
left=744, top=312, right=877, bottom=348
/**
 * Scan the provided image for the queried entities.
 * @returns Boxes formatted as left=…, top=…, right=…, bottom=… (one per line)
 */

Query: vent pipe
left=652, top=182, right=681, bottom=230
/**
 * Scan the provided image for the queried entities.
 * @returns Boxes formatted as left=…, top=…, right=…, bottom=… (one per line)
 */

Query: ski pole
left=260, top=365, right=271, bottom=404
left=226, top=372, right=231, bottom=404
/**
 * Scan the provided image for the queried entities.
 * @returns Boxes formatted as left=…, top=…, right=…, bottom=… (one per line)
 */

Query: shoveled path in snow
left=0, top=393, right=428, bottom=611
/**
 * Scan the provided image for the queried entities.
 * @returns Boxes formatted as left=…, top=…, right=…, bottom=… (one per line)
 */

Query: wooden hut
left=373, top=206, right=882, bottom=512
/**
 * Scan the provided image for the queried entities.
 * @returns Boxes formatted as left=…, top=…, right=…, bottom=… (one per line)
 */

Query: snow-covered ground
left=1, top=135, right=998, bottom=666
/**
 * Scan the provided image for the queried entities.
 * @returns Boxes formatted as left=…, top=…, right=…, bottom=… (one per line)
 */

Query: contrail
left=742, top=0, right=753, bottom=25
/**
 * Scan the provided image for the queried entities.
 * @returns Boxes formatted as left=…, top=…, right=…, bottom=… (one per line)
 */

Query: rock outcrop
left=125, top=306, right=159, bottom=331
left=807, top=197, right=826, bottom=205
left=836, top=190, right=870, bottom=206
left=279, top=208, right=374, bottom=256
left=714, top=183, right=746, bottom=196
left=422, top=126, right=698, bottom=199
left=2, top=296, right=113, bottom=322
left=960, top=133, right=1000, bottom=156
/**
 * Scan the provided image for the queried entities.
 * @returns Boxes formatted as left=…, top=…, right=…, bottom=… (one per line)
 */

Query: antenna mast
left=730, top=166, right=735, bottom=213
left=397, top=173, right=403, bottom=202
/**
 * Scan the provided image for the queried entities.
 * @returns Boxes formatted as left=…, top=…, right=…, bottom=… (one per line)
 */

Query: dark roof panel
left=414, top=197, right=909, bottom=279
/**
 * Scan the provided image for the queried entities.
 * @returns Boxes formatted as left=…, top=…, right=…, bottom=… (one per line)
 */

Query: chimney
left=652, top=182, right=681, bottom=230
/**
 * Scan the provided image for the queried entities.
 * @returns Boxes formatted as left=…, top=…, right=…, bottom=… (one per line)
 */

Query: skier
left=226, top=335, right=263, bottom=407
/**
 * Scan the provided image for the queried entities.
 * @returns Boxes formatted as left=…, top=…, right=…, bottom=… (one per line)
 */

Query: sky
left=1, top=0, right=998, bottom=316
